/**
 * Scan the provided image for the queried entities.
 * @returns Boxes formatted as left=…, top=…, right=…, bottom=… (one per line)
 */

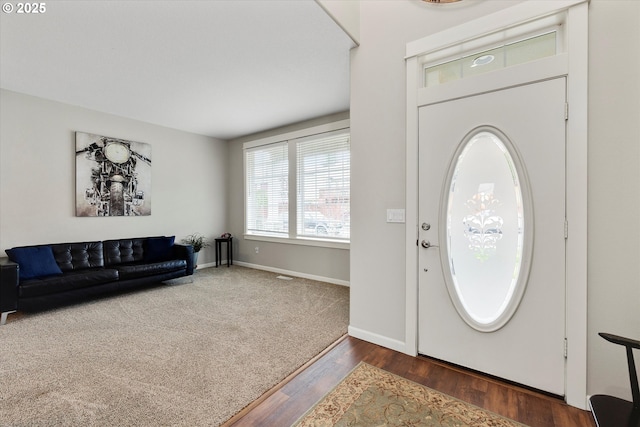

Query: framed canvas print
left=75, top=132, right=152, bottom=217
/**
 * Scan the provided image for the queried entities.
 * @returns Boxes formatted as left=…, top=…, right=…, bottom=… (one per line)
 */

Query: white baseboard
left=348, top=325, right=409, bottom=354
left=195, top=262, right=216, bottom=270
left=232, top=261, right=350, bottom=287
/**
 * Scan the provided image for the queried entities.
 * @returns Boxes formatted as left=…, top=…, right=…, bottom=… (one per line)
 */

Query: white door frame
left=404, top=0, right=588, bottom=409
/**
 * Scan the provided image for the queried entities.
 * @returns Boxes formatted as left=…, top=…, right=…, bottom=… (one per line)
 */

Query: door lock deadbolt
left=421, top=223, right=431, bottom=231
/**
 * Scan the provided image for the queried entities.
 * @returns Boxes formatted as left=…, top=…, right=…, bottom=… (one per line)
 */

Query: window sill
left=244, top=234, right=349, bottom=250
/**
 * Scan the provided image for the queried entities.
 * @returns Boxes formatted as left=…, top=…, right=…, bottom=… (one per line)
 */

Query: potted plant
left=181, top=233, right=210, bottom=268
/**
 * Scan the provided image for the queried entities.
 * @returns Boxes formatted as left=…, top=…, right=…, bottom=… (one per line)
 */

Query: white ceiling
left=0, top=0, right=355, bottom=140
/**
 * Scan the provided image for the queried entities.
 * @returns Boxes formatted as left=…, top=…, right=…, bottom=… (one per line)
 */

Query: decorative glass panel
left=443, top=127, right=532, bottom=331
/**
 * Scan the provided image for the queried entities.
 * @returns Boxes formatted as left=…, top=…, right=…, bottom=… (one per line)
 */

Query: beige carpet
left=295, top=363, right=528, bottom=427
left=0, top=266, right=349, bottom=426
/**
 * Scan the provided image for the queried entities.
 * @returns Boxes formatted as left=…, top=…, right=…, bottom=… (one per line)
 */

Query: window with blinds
left=244, top=123, right=350, bottom=244
left=296, top=130, right=350, bottom=240
left=245, top=142, right=288, bottom=236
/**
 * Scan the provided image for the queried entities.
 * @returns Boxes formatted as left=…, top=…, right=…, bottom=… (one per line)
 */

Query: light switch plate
left=387, top=209, right=405, bottom=223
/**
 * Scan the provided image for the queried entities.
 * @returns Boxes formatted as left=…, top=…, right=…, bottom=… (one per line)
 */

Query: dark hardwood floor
left=225, top=335, right=595, bottom=427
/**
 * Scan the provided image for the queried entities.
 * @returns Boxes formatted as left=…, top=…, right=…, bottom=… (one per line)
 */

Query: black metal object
left=589, top=332, right=640, bottom=427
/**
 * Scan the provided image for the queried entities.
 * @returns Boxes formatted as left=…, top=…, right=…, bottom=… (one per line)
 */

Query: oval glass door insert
left=441, top=126, right=533, bottom=332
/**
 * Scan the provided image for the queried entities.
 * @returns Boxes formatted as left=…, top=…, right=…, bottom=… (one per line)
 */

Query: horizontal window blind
left=245, top=142, right=288, bottom=236
left=296, top=131, right=350, bottom=240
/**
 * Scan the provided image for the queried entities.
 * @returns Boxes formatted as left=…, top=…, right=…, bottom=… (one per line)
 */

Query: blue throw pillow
left=145, top=236, right=175, bottom=262
left=6, top=246, right=63, bottom=280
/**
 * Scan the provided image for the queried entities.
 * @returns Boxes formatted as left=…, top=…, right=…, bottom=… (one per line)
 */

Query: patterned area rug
left=294, top=362, right=528, bottom=427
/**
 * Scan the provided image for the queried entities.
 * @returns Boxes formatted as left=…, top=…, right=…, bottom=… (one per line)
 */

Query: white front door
left=418, top=78, right=567, bottom=395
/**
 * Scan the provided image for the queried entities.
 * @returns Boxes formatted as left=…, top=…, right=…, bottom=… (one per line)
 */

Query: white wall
left=227, top=112, right=350, bottom=284
left=587, top=0, right=640, bottom=401
left=317, top=0, right=360, bottom=45
left=347, top=0, right=639, bottom=403
left=0, top=89, right=227, bottom=266
left=349, top=0, right=521, bottom=350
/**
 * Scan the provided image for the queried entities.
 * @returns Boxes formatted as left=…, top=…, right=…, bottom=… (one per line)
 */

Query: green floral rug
left=294, top=362, right=528, bottom=427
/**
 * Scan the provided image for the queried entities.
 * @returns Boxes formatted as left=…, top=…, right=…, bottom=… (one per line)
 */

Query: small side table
left=215, top=237, right=233, bottom=267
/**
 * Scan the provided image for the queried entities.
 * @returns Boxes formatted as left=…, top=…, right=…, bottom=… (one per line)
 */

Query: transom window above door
left=424, top=31, right=558, bottom=88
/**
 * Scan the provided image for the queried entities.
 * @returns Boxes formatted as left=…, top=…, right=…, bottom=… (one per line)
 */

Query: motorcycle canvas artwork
left=75, top=132, right=152, bottom=217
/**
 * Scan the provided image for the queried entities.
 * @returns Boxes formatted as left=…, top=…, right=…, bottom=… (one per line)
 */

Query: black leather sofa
left=0, top=236, right=194, bottom=324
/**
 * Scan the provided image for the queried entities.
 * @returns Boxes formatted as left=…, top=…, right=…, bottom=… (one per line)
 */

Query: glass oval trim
left=439, top=126, right=534, bottom=332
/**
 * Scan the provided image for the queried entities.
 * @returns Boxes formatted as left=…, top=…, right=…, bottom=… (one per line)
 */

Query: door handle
left=421, top=240, right=438, bottom=249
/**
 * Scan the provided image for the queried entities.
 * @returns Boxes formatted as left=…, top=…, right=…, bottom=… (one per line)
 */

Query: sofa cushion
left=19, top=268, right=119, bottom=298
left=51, top=241, right=104, bottom=272
left=115, top=260, right=186, bottom=280
left=145, top=236, right=175, bottom=262
left=6, top=246, right=63, bottom=280
left=104, top=238, right=150, bottom=266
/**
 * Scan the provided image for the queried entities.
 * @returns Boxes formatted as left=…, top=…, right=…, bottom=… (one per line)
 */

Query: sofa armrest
left=173, top=244, right=194, bottom=275
left=0, top=257, right=19, bottom=317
